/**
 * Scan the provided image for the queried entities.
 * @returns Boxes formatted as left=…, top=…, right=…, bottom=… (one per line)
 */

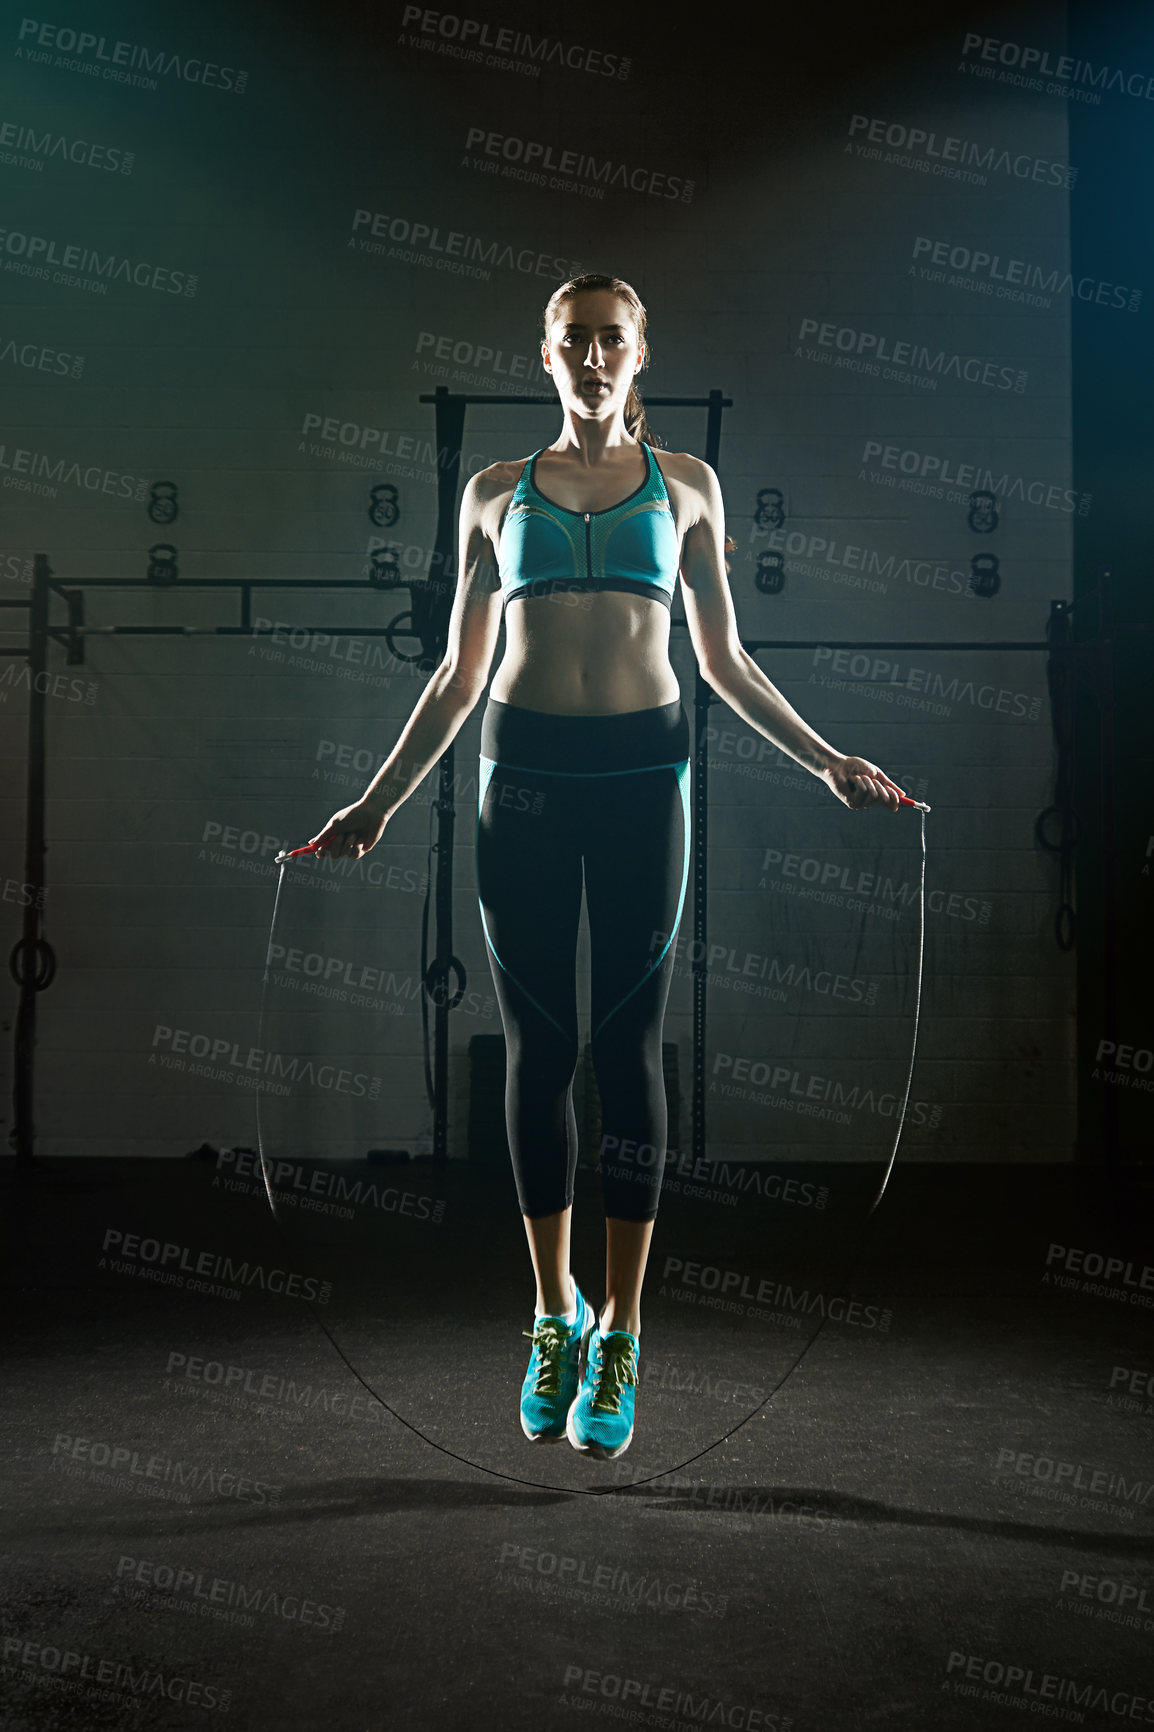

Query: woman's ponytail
left=624, top=380, right=655, bottom=449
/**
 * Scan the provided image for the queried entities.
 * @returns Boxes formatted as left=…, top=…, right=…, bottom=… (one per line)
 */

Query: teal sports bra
left=497, top=441, right=681, bottom=611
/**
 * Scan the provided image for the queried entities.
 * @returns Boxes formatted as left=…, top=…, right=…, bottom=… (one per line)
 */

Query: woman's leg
left=599, top=1218, right=655, bottom=1338
left=476, top=758, right=584, bottom=1244
left=583, top=756, right=690, bottom=1333
left=522, top=1206, right=576, bottom=1318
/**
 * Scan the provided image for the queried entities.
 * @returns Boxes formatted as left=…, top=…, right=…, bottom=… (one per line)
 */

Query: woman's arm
left=676, top=457, right=905, bottom=812
left=309, top=470, right=505, bottom=857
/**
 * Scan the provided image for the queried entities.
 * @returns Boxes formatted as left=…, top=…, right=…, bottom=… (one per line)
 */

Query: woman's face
left=542, top=289, right=644, bottom=426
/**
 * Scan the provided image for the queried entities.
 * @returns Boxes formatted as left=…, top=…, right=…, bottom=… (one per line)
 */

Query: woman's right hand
left=307, top=798, right=390, bottom=859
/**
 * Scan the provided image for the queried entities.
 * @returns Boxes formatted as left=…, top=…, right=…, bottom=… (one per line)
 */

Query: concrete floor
left=2, top=1157, right=1152, bottom=1731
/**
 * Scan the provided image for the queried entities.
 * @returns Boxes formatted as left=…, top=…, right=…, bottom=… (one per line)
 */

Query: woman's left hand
left=821, top=754, right=907, bottom=812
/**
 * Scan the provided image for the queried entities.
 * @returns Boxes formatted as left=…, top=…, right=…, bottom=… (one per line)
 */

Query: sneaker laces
left=521, top=1318, right=574, bottom=1398
left=590, top=1333, right=637, bottom=1415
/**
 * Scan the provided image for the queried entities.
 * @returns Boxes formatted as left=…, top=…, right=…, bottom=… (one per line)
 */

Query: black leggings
left=476, top=697, right=691, bottom=1222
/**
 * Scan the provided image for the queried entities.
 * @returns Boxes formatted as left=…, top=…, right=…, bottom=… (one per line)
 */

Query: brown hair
left=541, top=272, right=660, bottom=448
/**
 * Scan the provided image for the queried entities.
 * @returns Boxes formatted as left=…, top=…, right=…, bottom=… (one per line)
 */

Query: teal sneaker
left=519, top=1284, right=594, bottom=1443
left=566, top=1326, right=639, bottom=1459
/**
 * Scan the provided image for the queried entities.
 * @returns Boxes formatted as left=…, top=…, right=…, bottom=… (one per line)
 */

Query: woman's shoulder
left=461, top=455, right=532, bottom=508
left=649, top=448, right=715, bottom=492
left=467, top=455, right=534, bottom=497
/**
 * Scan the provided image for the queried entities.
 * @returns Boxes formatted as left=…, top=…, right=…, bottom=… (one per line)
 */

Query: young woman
left=308, top=272, right=906, bottom=1461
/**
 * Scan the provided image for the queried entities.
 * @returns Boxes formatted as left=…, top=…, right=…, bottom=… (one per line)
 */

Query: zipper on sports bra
left=584, top=512, right=591, bottom=581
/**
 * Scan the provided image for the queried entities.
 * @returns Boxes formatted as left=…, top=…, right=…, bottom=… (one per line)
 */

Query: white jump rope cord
left=251, top=807, right=928, bottom=1496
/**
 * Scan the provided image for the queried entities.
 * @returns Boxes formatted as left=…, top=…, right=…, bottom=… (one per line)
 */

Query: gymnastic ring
left=8, top=935, right=56, bottom=990
left=383, top=611, right=425, bottom=664
left=422, top=955, right=466, bottom=1011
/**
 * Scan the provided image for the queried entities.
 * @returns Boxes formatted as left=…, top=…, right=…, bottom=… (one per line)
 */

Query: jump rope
left=251, top=793, right=929, bottom=1497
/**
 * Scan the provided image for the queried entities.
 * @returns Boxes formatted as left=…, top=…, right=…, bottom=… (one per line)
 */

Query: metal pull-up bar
left=4, top=400, right=1105, bottom=1170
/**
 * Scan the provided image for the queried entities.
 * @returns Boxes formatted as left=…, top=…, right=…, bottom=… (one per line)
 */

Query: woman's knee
left=507, top=1031, right=579, bottom=1089
left=589, top=1026, right=662, bottom=1088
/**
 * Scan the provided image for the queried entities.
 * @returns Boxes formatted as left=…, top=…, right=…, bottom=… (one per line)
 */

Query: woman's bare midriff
left=484, top=450, right=685, bottom=717
left=489, top=589, right=681, bottom=715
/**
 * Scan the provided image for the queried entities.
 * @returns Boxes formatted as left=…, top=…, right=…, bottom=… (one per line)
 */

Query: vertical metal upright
left=425, top=388, right=468, bottom=1164
left=13, top=555, right=50, bottom=1165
